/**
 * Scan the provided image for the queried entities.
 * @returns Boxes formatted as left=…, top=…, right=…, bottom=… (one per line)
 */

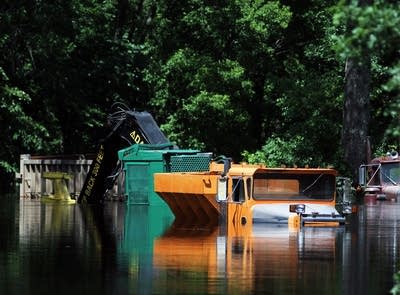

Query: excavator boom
left=78, top=103, right=170, bottom=204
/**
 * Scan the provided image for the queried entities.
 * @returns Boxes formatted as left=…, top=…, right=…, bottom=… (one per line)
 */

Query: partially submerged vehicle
left=154, top=160, right=350, bottom=231
left=359, top=151, right=400, bottom=200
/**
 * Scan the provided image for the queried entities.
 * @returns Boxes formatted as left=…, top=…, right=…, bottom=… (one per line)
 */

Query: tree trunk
left=342, top=58, right=370, bottom=182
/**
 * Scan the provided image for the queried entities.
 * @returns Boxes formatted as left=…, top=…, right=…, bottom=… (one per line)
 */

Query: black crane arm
left=78, top=103, right=170, bottom=204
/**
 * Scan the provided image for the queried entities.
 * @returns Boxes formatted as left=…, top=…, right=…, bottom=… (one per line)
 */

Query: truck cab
left=220, top=164, right=346, bottom=232
left=359, top=151, right=400, bottom=200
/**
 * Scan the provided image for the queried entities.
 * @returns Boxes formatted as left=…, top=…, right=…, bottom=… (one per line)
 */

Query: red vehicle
left=359, top=151, right=400, bottom=200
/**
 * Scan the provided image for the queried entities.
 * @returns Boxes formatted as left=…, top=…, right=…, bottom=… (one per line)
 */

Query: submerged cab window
left=253, top=173, right=335, bottom=201
left=381, top=163, right=400, bottom=185
left=232, top=178, right=245, bottom=202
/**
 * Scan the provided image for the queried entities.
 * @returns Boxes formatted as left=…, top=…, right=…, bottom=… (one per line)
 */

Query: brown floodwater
left=0, top=195, right=399, bottom=295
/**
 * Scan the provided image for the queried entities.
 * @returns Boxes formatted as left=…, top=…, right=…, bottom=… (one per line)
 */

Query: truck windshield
left=381, top=163, right=400, bottom=185
left=253, top=173, right=335, bottom=201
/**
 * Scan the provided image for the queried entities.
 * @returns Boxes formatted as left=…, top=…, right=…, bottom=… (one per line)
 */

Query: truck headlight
left=289, top=204, right=305, bottom=215
left=376, top=194, right=386, bottom=200
left=342, top=205, right=352, bottom=215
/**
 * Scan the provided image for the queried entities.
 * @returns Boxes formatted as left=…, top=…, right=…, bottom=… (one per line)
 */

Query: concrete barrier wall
left=16, top=154, right=92, bottom=198
left=16, top=154, right=124, bottom=199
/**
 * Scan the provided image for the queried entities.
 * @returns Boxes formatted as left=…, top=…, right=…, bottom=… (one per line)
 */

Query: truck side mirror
left=358, top=166, right=366, bottom=186
left=217, top=176, right=227, bottom=202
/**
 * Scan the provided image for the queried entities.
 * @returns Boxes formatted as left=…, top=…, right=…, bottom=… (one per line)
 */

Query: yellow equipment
left=41, top=172, right=76, bottom=204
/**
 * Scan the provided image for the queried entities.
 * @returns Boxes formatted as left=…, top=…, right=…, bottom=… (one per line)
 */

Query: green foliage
left=243, top=1, right=344, bottom=168
left=392, top=271, right=400, bottom=295
left=242, top=134, right=341, bottom=169
left=148, top=48, right=253, bottom=157
left=145, top=0, right=294, bottom=159
left=333, top=0, right=400, bottom=60
left=0, top=68, right=48, bottom=174
left=333, top=0, right=400, bottom=147
left=373, top=139, right=398, bottom=158
left=242, top=135, right=310, bottom=167
left=0, top=0, right=154, bottom=190
left=1, top=0, right=400, bottom=191
left=0, top=0, right=150, bottom=154
left=237, top=0, right=291, bottom=39
left=384, top=64, right=400, bottom=137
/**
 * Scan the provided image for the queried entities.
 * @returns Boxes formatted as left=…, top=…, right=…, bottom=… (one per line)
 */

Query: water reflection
left=1, top=198, right=127, bottom=295
left=0, top=196, right=399, bottom=294
left=119, top=205, right=174, bottom=294
left=354, top=199, right=400, bottom=295
left=150, top=224, right=348, bottom=294
left=120, top=201, right=400, bottom=295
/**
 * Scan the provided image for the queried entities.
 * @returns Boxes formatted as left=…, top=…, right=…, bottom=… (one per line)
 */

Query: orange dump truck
left=154, top=160, right=349, bottom=231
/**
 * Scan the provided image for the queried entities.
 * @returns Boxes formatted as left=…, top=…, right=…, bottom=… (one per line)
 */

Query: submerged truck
left=154, top=159, right=351, bottom=231
left=358, top=151, right=400, bottom=200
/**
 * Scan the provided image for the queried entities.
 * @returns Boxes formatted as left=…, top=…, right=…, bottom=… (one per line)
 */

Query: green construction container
left=118, top=143, right=212, bottom=206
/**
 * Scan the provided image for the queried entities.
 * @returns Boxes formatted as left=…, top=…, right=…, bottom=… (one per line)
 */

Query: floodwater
left=0, top=195, right=399, bottom=295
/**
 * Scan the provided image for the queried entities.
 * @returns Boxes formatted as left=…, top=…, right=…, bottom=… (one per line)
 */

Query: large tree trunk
left=342, top=58, right=370, bottom=182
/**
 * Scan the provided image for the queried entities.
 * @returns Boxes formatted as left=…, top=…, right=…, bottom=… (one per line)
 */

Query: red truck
left=358, top=151, right=400, bottom=200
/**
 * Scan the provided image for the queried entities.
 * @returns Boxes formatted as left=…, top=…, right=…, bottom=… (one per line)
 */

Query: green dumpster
left=118, top=143, right=212, bottom=207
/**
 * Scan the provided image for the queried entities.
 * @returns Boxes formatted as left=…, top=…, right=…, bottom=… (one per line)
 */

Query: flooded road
left=0, top=195, right=399, bottom=295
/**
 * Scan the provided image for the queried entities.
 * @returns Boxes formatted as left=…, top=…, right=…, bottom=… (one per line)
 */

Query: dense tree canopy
left=333, top=0, right=400, bottom=179
left=0, top=0, right=399, bottom=192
